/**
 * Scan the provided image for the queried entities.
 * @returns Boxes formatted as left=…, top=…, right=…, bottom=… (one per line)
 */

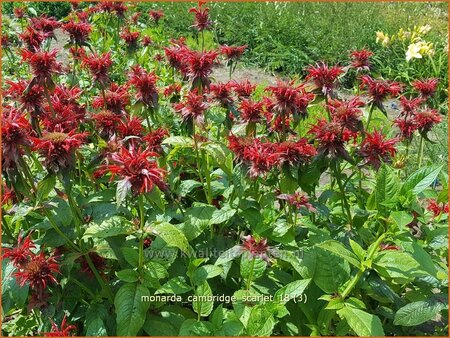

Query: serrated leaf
left=390, top=211, right=414, bottom=231
left=116, top=269, right=139, bottom=283
left=178, top=180, right=202, bottom=197
left=151, top=222, right=193, bottom=255
left=273, top=279, right=311, bottom=304
left=338, top=306, right=385, bottom=336
left=116, top=179, right=131, bottom=207
left=317, top=240, right=361, bottom=268
left=215, top=245, right=243, bottom=265
left=162, top=136, right=194, bottom=147
left=156, top=276, right=192, bottom=295
left=36, top=174, right=56, bottom=203
left=193, top=282, right=214, bottom=317
left=210, top=205, right=236, bottom=225
left=192, top=265, right=223, bottom=285
left=246, top=306, right=275, bottom=336
left=394, top=300, right=445, bottom=326
left=83, top=216, right=133, bottom=239
left=401, top=165, right=443, bottom=196
left=373, top=251, right=427, bottom=282
left=182, top=203, right=216, bottom=240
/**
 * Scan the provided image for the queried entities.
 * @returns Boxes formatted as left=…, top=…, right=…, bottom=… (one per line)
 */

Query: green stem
left=84, top=252, right=114, bottom=303
left=71, top=277, right=96, bottom=299
left=246, top=256, right=256, bottom=291
left=333, top=161, right=353, bottom=227
left=417, top=135, right=425, bottom=168
left=366, top=103, right=375, bottom=130
left=43, top=208, right=81, bottom=253
left=138, top=194, right=145, bottom=272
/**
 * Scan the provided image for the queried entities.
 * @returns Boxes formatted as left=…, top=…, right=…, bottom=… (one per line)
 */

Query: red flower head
left=174, top=90, right=209, bottom=125
left=76, top=10, right=90, bottom=22
left=308, top=119, right=353, bottom=160
left=2, top=34, right=11, bottom=48
left=81, top=52, right=113, bottom=87
left=350, top=49, right=373, bottom=71
left=2, top=232, right=36, bottom=268
left=412, top=78, right=438, bottom=99
left=359, top=130, right=398, bottom=170
left=120, top=28, right=140, bottom=49
left=62, top=19, right=92, bottom=45
left=32, top=130, right=87, bottom=172
left=131, top=12, right=141, bottom=24
left=118, top=115, right=145, bottom=140
left=78, top=252, right=106, bottom=277
left=42, top=315, right=76, bottom=337
left=328, top=96, right=364, bottom=132
left=219, top=45, right=247, bottom=62
left=266, top=80, right=314, bottom=118
left=14, top=7, right=26, bottom=19
left=164, top=44, right=190, bottom=76
left=399, top=96, right=423, bottom=117
left=30, top=16, right=61, bottom=39
left=143, top=128, right=169, bottom=153
left=413, top=109, right=442, bottom=134
left=14, top=251, right=60, bottom=290
left=239, top=99, right=264, bottom=123
left=360, top=75, right=402, bottom=104
left=189, top=2, right=212, bottom=31
left=19, top=26, right=45, bottom=50
left=21, top=49, right=61, bottom=89
left=1, top=182, right=17, bottom=205
left=92, top=83, right=130, bottom=114
left=5, top=79, right=44, bottom=114
left=95, top=145, right=167, bottom=195
left=276, top=138, right=317, bottom=166
left=242, top=139, right=281, bottom=178
left=91, top=110, right=121, bottom=138
left=306, top=62, right=343, bottom=95
left=128, top=65, right=159, bottom=107
left=394, top=117, right=418, bottom=140
left=142, top=35, right=153, bottom=46
left=69, top=46, right=87, bottom=60
left=209, top=82, right=234, bottom=106
left=2, top=106, right=33, bottom=169
left=164, top=83, right=182, bottom=98
left=231, top=80, right=256, bottom=99
left=185, top=49, right=219, bottom=89
left=241, top=235, right=270, bottom=262
left=112, top=1, right=128, bottom=18
left=426, top=199, right=448, bottom=218
left=149, top=9, right=164, bottom=24
left=277, top=192, right=316, bottom=211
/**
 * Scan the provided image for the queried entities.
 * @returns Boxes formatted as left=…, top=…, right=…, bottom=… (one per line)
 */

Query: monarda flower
left=2, top=107, right=33, bottom=169
left=266, top=80, right=314, bottom=118
left=19, top=27, right=45, bottom=50
left=149, top=9, right=164, bottom=24
left=14, top=251, right=60, bottom=290
left=21, top=49, right=62, bottom=89
left=306, top=62, right=343, bottom=95
left=91, top=110, right=121, bottom=138
left=399, top=96, right=423, bottom=117
left=92, top=83, right=130, bottom=114
left=232, top=80, right=256, bottom=99
left=142, top=35, right=153, bottom=46
left=95, top=146, right=167, bottom=195
left=276, top=139, right=317, bottom=166
left=143, top=128, right=169, bottom=153
left=120, top=28, right=140, bottom=49
left=174, top=90, right=209, bottom=125
left=350, top=49, right=373, bottom=71
left=412, top=78, right=438, bottom=99
left=209, top=82, right=234, bottom=106
left=394, top=117, right=418, bottom=140
left=127, top=65, right=159, bottom=108
left=328, top=97, right=364, bottom=132
left=42, top=315, right=76, bottom=337
left=219, top=45, right=247, bottom=62
left=360, top=75, right=402, bottom=105
left=277, top=192, right=316, bottom=211
left=359, top=130, right=398, bottom=170
left=117, top=115, right=145, bottom=139
left=241, top=235, right=270, bottom=262
left=5, top=79, right=44, bottom=114
left=13, top=7, right=26, bottom=19
left=2, top=34, right=11, bottom=48
left=32, top=130, right=87, bottom=172
left=30, top=16, right=61, bottom=40
left=62, top=19, right=92, bottom=45
left=239, top=99, right=264, bottom=123
left=131, top=12, right=141, bottom=24
left=112, top=1, right=128, bottom=18
left=308, top=119, right=353, bottom=161
left=78, top=252, right=107, bottom=277
left=69, top=46, right=87, bottom=60
left=2, top=232, right=36, bottom=268
left=1, top=182, right=17, bottom=205
left=413, top=109, right=442, bottom=134
left=185, top=49, right=219, bottom=89
left=189, top=2, right=212, bottom=31
left=41, top=100, right=85, bottom=133
left=163, top=83, right=182, bottom=98
left=426, top=199, right=448, bottom=217
left=81, top=52, right=113, bottom=87
left=242, top=139, right=281, bottom=178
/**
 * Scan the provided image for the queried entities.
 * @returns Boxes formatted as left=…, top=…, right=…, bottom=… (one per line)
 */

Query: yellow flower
left=406, top=41, right=435, bottom=61
left=418, top=24, right=432, bottom=35
left=376, top=31, right=390, bottom=47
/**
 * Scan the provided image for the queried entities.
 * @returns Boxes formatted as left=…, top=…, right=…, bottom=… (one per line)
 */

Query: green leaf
left=246, top=306, right=275, bottom=336
left=240, top=255, right=267, bottom=280
left=373, top=251, right=426, bottom=282
left=162, top=136, right=194, bottom=147
left=143, top=315, right=178, bottom=336
left=85, top=318, right=107, bottom=336
left=83, top=216, right=133, bottom=239
left=116, top=269, right=139, bottom=283
left=151, top=222, right=193, bottom=255
left=390, top=211, right=414, bottom=231
left=179, top=319, right=213, bottom=336
left=375, top=165, right=400, bottom=215
left=338, top=306, right=385, bottom=336
left=36, top=174, right=56, bottom=203
left=192, top=265, right=223, bottom=285
left=402, top=165, right=443, bottom=196
left=215, top=245, right=243, bottom=265
left=193, top=282, right=214, bottom=317
left=349, top=239, right=366, bottom=261
left=116, top=179, right=131, bottom=207
left=203, top=142, right=233, bottom=176
left=211, top=205, right=236, bottom=225
left=317, top=240, right=361, bottom=268
left=156, top=276, right=192, bottom=295
left=310, top=248, right=350, bottom=293
left=273, top=279, right=311, bottom=304
left=182, top=203, right=216, bottom=240
left=394, top=300, right=445, bottom=326
left=178, top=180, right=202, bottom=197
left=114, top=283, right=150, bottom=336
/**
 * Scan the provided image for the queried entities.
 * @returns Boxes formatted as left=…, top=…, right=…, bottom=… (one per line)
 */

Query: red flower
left=1, top=182, right=17, bottom=205
left=69, top=46, right=87, bottom=60
left=2, top=34, right=11, bottom=48
left=266, top=80, right=314, bottom=117
left=30, top=16, right=61, bottom=39
left=231, top=80, right=256, bottom=99
left=32, top=130, right=87, bottom=171
left=308, top=119, right=353, bottom=160
left=62, top=19, right=92, bottom=45
left=163, top=83, right=182, bottom=98
left=242, top=139, right=281, bottom=178
left=143, top=128, right=169, bottom=153
left=276, top=139, right=317, bottom=166
left=174, top=90, right=209, bottom=125
left=92, top=83, right=130, bottom=114
left=142, top=35, right=153, bottom=46
left=19, top=26, right=45, bottom=50
left=118, top=115, right=145, bottom=139
left=350, top=49, right=373, bottom=71
left=380, top=243, right=401, bottom=251
left=413, top=109, right=442, bottom=134
left=394, top=117, right=418, bottom=140
left=306, top=62, right=343, bottom=95
left=185, top=49, right=219, bottom=89
left=412, top=78, right=438, bottom=99
left=241, top=235, right=270, bottom=262
left=5, top=79, right=44, bottom=114
left=14, top=251, right=60, bottom=290
left=127, top=65, right=159, bottom=107
left=149, top=9, right=164, bottom=23
left=131, top=12, right=141, bottom=24
left=21, top=49, right=62, bottom=88
left=209, top=82, right=234, bottom=106
left=81, top=52, right=113, bottom=87
left=95, top=146, right=167, bottom=195
left=112, top=1, right=128, bottom=18
left=91, top=110, right=121, bottom=137
left=189, top=2, right=212, bottom=31
left=1, top=106, right=33, bottom=169
left=78, top=252, right=106, bottom=277
left=219, top=45, right=247, bottom=62
left=14, top=7, right=25, bottom=19
left=399, top=96, right=423, bottom=117
left=328, top=97, right=364, bottom=132
left=426, top=199, right=448, bottom=217
left=2, top=232, right=36, bottom=268
left=239, top=99, right=264, bottom=123
left=359, top=130, right=398, bottom=170
left=360, top=75, right=402, bottom=104
left=277, top=192, right=315, bottom=211
left=120, top=28, right=140, bottom=48
left=42, top=315, right=76, bottom=337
